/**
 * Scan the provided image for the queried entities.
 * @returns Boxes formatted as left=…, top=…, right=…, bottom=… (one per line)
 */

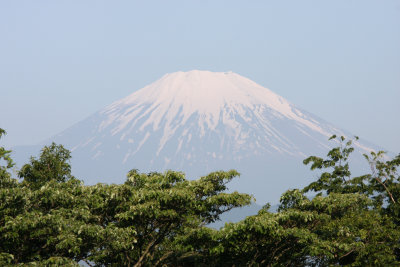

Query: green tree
left=302, top=135, right=400, bottom=211
left=0, top=135, right=99, bottom=265
left=2, top=128, right=399, bottom=266
left=175, top=191, right=398, bottom=266
left=301, top=135, right=400, bottom=264
left=178, top=136, right=400, bottom=266
left=18, top=142, right=74, bottom=189
left=0, top=129, right=252, bottom=266
left=0, top=129, right=15, bottom=187
left=86, top=169, right=252, bottom=266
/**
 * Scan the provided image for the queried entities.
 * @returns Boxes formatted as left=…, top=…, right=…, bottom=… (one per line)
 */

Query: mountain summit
left=17, top=71, right=375, bottom=203
left=100, top=70, right=336, bottom=159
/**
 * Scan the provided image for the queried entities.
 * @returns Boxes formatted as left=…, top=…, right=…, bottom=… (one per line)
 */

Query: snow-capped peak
left=99, top=70, right=329, bottom=143
left=40, top=70, right=376, bottom=204
left=110, top=70, right=291, bottom=117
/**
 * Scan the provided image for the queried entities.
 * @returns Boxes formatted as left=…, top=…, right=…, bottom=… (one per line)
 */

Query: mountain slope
left=13, top=70, right=376, bottom=204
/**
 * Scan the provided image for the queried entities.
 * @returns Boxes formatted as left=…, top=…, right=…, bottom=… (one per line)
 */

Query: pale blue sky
left=1, top=1, right=399, bottom=152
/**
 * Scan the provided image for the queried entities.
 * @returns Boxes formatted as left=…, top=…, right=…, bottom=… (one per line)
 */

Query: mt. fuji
left=14, top=70, right=376, bottom=204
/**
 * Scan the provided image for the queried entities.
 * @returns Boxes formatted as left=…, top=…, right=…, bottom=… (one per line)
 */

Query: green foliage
left=0, top=129, right=251, bottom=266
left=1, top=129, right=399, bottom=266
left=176, top=191, right=398, bottom=266
left=0, top=129, right=16, bottom=188
left=19, top=143, right=74, bottom=189
left=298, top=135, right=400, bottom=264
left=86, top=169, right=252, bottom=266
left=302, top=135, right=358, bottom=195
left=175, top=135, right=400, bottom=266
left=364, top=151, right=400, bottom=225
left=279, top=191, right=399, bottom=265
left=0, top=135, right=100, bottom=265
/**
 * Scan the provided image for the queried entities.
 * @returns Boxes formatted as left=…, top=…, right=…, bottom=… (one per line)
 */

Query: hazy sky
left=1, top=1, right=399, bottom=152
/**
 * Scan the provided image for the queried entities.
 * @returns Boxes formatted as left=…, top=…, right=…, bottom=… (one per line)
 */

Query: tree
left=174, top=190, right=398, bottom=266
left=177, top=135, right=400, bottom=266
left=0, top=129, right=252, bottom=266
left=86, top=169, right=252, bottom=266
left=279, top=190, right=399, bottom=265
left=302, top=135, right=400, bottom=210
left=18, top=142, right=74, bottom=189
left=363, top=151, right=400, bottom=226
left=0, top=135, right=100, bottom=265
left=0, top=129, right=15, bottom=187
left=301, top=135, right=400, bottom=264
left=2, top=128, right=399, bottom=266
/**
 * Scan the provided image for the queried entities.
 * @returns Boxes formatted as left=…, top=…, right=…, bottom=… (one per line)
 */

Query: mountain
left=12, top=70, right=377, bottom=204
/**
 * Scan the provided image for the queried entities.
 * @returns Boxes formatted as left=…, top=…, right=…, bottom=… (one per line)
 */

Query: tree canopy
left=1, top=129, right=399, bottom=266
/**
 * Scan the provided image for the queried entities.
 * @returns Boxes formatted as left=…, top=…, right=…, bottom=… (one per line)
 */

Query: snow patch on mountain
left=96, top=70, right=335, bottom=157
